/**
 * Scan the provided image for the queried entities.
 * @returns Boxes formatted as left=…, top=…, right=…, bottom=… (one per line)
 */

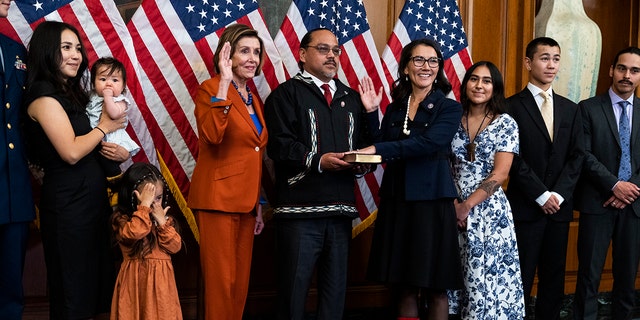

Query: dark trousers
left=515, top=218, right=569, bottom=320
left=573, top=208, right=640, bottom=320
left=276, top=216, right=351, bottom=320
left=0, top=222, right=29, bottom=320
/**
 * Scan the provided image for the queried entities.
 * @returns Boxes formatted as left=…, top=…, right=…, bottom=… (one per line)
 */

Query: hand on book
left=353, top=145, right=376, bottom=155
left=320, top=152, right=353, bottom=171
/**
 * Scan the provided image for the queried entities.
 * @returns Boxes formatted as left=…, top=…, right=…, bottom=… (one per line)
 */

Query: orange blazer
left=188, top=75, right=268, bottom=213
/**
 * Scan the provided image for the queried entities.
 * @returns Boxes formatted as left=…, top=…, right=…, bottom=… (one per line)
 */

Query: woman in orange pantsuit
left=188, top=23, right=267, bottom=320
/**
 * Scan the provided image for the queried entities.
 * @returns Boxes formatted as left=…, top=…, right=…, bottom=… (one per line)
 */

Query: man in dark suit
left=0, top=1, right=36, bottom=319
left=506, top=37, right=584, bottom=320
left=573, top=46, right=640, bottom=320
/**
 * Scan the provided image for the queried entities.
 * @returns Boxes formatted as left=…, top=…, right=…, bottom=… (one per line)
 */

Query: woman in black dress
left=23, top=21, right=125, bottom=319
left=358, top=38, right=464, bottom=320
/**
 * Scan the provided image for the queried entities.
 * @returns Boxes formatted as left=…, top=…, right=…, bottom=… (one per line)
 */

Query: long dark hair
left=460, top=61, right=506, bottom=116
left=113, top=162, right=172, bottom=259
left=391, top=38, right=452, bottom=101
left=26, top=21, right=89, bottom=111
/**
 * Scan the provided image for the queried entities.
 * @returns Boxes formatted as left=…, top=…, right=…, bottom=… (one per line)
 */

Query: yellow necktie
left=540, top=91, right=553, bottom=141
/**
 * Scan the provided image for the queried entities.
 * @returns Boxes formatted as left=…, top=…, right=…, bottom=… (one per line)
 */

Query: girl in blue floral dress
left=448, top=61, right=525, bottom=319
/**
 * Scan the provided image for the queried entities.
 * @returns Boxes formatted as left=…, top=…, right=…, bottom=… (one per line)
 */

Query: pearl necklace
left=403, top=95, right=412, bottom=135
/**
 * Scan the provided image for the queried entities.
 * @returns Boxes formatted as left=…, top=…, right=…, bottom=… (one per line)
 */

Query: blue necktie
left=618, top=101, right=632, bottom=181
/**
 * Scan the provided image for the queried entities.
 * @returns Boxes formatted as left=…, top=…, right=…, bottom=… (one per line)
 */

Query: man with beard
left=264, top=28, right=374, bottom=320
left=573, top=46, right=640, bottom=320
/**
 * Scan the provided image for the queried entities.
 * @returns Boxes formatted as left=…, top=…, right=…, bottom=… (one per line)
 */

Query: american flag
left=381, top=0, right=472, bottom=101
left=0, top=0, right=285, bottom=242
left=0, top=0, right=156, bottom=196
left=273, top=0, right=389, bottom=237
left=126, top=0, right=285, bottom=242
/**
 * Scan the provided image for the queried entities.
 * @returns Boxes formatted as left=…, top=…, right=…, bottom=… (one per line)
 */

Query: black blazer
left=576, top=94, right=640, bottom=217
left=506, top=88, right=584, bottom=222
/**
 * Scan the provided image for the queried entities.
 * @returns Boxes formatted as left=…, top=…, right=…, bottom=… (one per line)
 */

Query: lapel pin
left=14, top=57, right=27, bottom=71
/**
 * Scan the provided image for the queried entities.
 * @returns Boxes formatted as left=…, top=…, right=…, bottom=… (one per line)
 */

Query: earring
left=434, top=79, right=438, bottom=84
left=405, top=75, right=408, bottom=81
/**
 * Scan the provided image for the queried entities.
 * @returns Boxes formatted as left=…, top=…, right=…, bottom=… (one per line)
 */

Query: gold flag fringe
left=156, top=151, right=200, bottom=244
left=351, top=209, right=377, bottom=239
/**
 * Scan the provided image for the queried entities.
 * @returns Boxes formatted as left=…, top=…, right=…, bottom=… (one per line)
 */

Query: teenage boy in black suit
left=506, top=36, right=584, bottom=320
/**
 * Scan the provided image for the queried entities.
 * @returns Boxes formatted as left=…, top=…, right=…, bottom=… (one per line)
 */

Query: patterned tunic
left=448, top=114, right=525, bottom=319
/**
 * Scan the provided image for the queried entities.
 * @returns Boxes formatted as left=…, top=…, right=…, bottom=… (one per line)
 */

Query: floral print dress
left=448, top=113, right=525, bottom=319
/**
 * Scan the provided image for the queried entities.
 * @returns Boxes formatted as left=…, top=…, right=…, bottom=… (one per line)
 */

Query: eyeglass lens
left=311, top=45, right=341, bottom=55
left=411, top=56, right=439, bottom=67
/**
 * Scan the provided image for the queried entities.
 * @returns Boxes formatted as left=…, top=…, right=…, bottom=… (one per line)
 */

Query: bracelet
left=95, top=126, right=107, bottom=138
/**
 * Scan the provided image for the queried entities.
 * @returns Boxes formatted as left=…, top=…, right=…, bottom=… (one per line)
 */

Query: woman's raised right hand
left=218, top=42, right=233, bottom=83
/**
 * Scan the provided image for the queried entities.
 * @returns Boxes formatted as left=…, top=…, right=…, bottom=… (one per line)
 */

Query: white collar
left=302, top=70, right=335, bottom=92
left=527, top=82, right=552, bottom=98
left=608, top=87, right=634, bottom=106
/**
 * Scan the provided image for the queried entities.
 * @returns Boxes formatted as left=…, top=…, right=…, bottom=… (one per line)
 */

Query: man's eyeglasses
left=409, top=56, right=441, bottom=68
left=307, top=45, right=342, bottom=56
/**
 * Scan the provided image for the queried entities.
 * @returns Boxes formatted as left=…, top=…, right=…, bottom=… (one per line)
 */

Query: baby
left=87, top=57, right=140, bottom=181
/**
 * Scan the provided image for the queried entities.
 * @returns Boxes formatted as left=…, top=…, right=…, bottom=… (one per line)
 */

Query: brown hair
left=213, top=23, right=265, bottom=76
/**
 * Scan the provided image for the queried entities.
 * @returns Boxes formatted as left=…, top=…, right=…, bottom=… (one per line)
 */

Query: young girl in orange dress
left=110, top=162, right=183, bottom=320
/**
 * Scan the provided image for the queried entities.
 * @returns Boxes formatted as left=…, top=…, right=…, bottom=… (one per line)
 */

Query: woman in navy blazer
left=359, top=38, right=463, bottom=320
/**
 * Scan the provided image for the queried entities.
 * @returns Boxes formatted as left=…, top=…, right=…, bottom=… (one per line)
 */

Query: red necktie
left=321, top=83, right=332, bottom=106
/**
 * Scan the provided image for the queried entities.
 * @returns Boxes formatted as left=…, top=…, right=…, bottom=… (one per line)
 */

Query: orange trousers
left=197, top=210, right=256, bottom=320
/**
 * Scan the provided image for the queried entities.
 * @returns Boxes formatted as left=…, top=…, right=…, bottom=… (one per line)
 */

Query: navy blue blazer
left=0, top=34, right=35, bottom=224
left=367, top=89, right=462, bottom=201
